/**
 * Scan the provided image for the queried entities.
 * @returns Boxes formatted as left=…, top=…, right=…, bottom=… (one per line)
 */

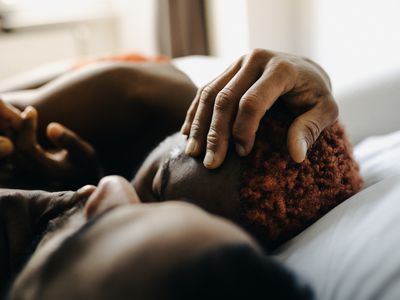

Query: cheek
left=164, top=159, right=241, bottom=220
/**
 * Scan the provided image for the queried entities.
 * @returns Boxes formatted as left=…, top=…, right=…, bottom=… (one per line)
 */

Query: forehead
left=163, top=138, right=243, bottom=220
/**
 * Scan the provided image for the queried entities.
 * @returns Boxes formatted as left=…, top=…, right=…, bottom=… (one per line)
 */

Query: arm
left=1, top=62, right=197, bottom=177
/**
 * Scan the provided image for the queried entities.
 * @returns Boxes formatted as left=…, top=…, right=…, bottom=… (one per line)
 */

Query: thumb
left=287, top=104, right=335, bottom=163
left=0, top=136, right=14, bottom=158
left=47, top=122, right=95, bottom=162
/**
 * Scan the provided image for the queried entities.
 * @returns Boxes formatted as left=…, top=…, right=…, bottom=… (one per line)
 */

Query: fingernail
left=47, top=123, right=64, bottom=138
left=185, top=138, right=198, bottom=155
left=296, top=139, right=308, bottom=163
left=236, top=144, right=247, bottom=156
left=21, top=106, right=36, bottom=119
left=180, top=123, right=188, bottom=134
left=203, top=150, right=214, bottom=167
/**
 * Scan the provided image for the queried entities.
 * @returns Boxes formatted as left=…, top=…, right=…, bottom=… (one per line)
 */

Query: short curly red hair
left=239, top=103, right=363, bottom=248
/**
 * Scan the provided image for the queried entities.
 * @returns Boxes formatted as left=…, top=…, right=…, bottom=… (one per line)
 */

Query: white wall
left=111, top=0, right=158, bottom=55
left=0, top=0, right=160, bottom=79
left=246, top=0, right=297, bottom=53
left=0, top=18, right=118, bottom=79
left=306, top=0, right=400, bottom=93
left=206, top=0, right=400, bottom=94
left=205, top=0, right=250, bottom=60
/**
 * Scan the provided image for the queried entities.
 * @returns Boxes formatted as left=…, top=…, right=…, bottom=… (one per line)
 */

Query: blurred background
left=0, top=0, right=400, bottom=94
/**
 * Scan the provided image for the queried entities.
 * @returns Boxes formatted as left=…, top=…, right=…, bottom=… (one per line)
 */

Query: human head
left=133, top=103, right=362, bottom=248
left=8, top=176, right=312, bottom=300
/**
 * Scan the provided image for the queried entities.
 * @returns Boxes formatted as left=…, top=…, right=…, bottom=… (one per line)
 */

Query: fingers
left=47, top=122, right=95, bottom=162
left=182, top=49, right=336, bottom=168
left=180, top=89, right=200, bottom=135
left=19, top=106, right=39, bottom=149
left=185, top=59, right=243, bottom=158
left=203, top=57, right=265, bottom=168
left=84, top=176, right=140, bottom=219
left=232, top=61, right=296, bottom=156
left=287, top=98, right=338, bottom=162
left=0, top=100, right=22, bottom=130
left=0, top=136, right=14, bottom=158
left=0, top=100, right=20, bottom=158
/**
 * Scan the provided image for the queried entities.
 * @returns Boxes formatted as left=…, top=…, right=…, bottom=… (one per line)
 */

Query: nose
left=84, top=176, right=141, bottom=219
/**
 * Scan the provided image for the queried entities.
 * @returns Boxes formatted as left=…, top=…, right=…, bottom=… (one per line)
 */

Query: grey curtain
left=157, top=0, right=209, bottom=57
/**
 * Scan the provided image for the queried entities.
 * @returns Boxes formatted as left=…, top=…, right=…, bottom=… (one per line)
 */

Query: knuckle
left=207, top=124, right=229, bottom=151
left=248, top=48, right=267, bottom=62
left=327, top=97, right=339, bottom=120
left=239, top=93, right=262, bottom=116
left=232, top=125, right=247, bottom=142
left=273, top=59, right=294, bottom=75
left=302, top=119, right=321, bottom=145
left=189, top=120, right=202, bottom=136
left=214, top=88, right=235, bottom=113
left=199, top=85, right=217, bottom=105
left=206, top=126, right=224, bottom=150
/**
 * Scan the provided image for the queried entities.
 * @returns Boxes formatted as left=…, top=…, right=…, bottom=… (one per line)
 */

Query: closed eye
left=152, top=158, right=170, bottom=201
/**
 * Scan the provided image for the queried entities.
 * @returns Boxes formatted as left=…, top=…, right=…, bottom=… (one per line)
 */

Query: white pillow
left=337, top=70, right=400, bottom=145
left=354, top=129, right=400, bottom=188
left=274, top=175, right=400, bottom=300
left=275, top=130, right=400, bottom=300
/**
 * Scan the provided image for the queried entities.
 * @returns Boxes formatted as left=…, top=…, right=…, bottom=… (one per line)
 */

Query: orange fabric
left=72, top=53, right=170, bottom=70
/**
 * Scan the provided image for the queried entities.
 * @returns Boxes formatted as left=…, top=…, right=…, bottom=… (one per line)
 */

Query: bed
left=1, top=55, right=399, bottom=299
left=175, top=56, right=400, bottom=300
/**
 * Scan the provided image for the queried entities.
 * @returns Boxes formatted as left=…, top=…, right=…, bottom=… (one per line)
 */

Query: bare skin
left=0, top=185, right=95, bottom=292
left=9, top=176, right=260, bottom=300
left=0, top=50, right=338, bottom=176
left=0, top=52, right=338, bottom=298
left=132, top=133, right=243, bottom=222
left=0, top=62, right=197, bottom=185
left=0, top=102, right=98, bottom=189
left=181, top=49, right=338, bottom=168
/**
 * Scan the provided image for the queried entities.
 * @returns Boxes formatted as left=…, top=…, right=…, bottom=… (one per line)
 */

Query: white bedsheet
left=355, top=130, right=400, bottom=188
left=274, top=130, right=400, bottom=300
left=275, top=175, right=400, bottom=300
